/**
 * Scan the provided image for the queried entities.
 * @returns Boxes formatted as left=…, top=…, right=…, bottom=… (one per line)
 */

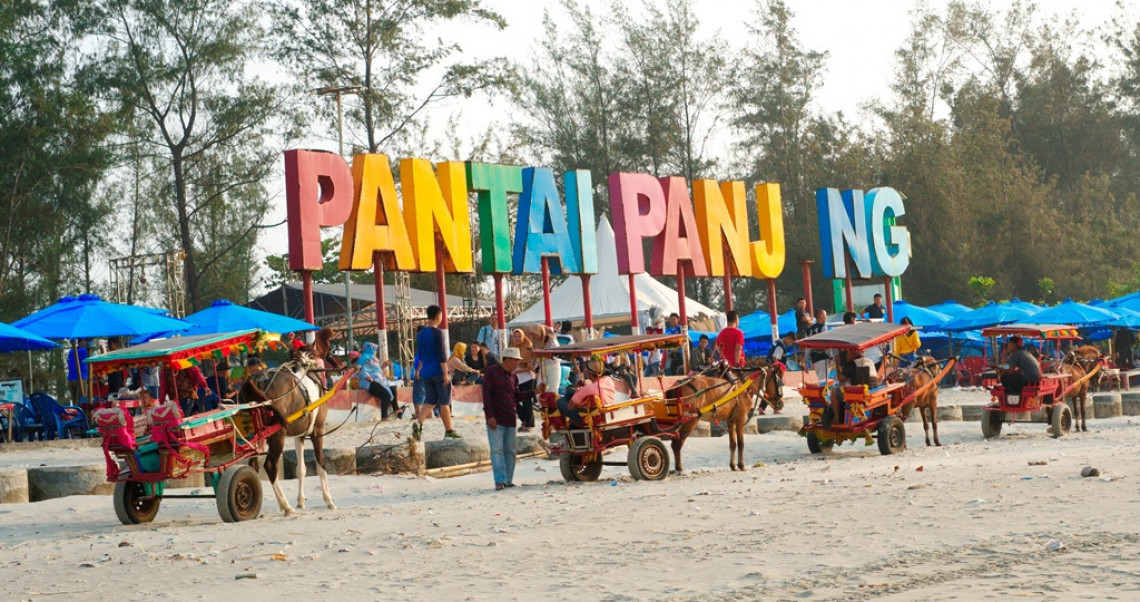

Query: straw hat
left=585, top=358, right=605, bottom=375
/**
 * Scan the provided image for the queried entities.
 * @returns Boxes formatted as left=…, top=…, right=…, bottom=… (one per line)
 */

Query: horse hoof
left=325, top=501, right=337, bottom=510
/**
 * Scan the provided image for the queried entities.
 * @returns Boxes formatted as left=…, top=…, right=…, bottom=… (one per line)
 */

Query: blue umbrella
left=889, top=300, right=951, bottom=328
left=181, top=299, right=317, bottom=336
left=1108, top=290, right=1140, bottom=307
left=998, top=297, right=1042, bottom=314
left=941, top=301, right=1036, bottom=332
left=1104, top=306, right=1140, bottom=329
left=739, top=309, right=797, bottom=340
left=0, top=322, right=58, bottom=352
left=1026, top=297, right=1117, bottom=327
left=926, top=299, right=972, bottom=317
left=15, top=294, right=190, bottom=339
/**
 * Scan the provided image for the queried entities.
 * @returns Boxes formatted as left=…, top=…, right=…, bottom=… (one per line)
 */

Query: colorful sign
left=816, top=187, right=911, bottom=279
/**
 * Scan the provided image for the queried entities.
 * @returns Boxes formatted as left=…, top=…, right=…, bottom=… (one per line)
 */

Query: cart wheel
left=216, top=465, right=263, bottom=523
left=806, top=432, right=833, bottom=454
left=876, top=416, right=906, bottom=455
left=113, top=481, right=161, bottom=525
left=559, top=453, right=602, bottom=482
left=627, top=437, right=669, bottom=481
left=981, top=407, right=1004, bottom=439
left=1050, top=403, right=1072, bottom=438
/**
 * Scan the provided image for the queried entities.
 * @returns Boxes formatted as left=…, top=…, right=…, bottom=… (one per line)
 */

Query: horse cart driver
left=828, top=348, right=877, bottom=426
left=997, top=335, right=1041, bottom=396
left=556, top=358, right=615, bottom=427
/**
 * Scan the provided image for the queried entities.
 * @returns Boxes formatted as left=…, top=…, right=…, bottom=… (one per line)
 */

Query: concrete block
left=1066, top=396, right=1094, bottom=419
left=516, top=434, right=549, bottom=456
left=1121, top=392, right=1140, bottom=416
left=1092, top=392, right=1123, bottom=419
left=424, top=438, right=490, bottom=470
left=709, top=422, right=727, bottom=437
left=27, top=465, right=113, bottom=502
left=0, top=469, right=29, bottom=504
left=690, top=421, right=711, bottom=437
left=960, top=405, right=985, bottom=422
left=283, top=447, right=357, bottom=478
left=755, top=415, right=802, bottom=434
left=936, top=405, right=963, bottom=422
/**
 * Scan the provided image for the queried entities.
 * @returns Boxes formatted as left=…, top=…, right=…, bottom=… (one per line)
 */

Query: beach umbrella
left=738, top=309, right=797, bottom=341
left=889, top=300, right=951, bottom=328
left=1026, top=297, right=1117, bottom=327
left=15, top=294, right=190, bottom=339
left=940, top=301, right=1036, bottom=332
left=997, top=297, right=1042, bottom=315
left=926, top=299, right=972, bottom=317
left=1108, top=290, right=1140, bottom=307
left=0, top=322, right=58, bottom=352
left=181, top=299, right=318, bottom=336
left=1103, top=306, right=1140, bottom=329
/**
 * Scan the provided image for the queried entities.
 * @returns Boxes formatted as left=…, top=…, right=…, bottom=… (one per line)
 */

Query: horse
left=749, top=361, right=784, bottom=415
left=667, top=371, right=761, bottom=472
left=899, top=356, right=942, bottom=446
left=238, top=349, right=336, bottom=516
left=1061, top=345, right=1101, bottom=432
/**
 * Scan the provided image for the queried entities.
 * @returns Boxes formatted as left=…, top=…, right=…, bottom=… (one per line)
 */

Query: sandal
left=495, top=483, right=505, bottom=491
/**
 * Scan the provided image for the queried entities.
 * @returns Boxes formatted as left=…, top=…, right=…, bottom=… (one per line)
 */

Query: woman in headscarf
left=357, top=342, right=400, bottom=420
left=510, top=328, right=537, bottom=431
left=448, top=342, right=481, bottom=385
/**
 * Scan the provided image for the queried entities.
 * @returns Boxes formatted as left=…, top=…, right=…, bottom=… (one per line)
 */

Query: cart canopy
left=796, top=322, right=910, bottom=351
left=980, top=324, right=1081, bottom=340
left=84, top=330, right=277, bottom=376
left=532, top=333, right=687, bottom=358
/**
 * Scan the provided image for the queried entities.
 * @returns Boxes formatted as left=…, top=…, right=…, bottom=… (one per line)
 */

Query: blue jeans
left=557, top=395, right=584, bottom=427
left=486, top=425, right=517, bottom=486
left=412, top=378, right=426, bottom=407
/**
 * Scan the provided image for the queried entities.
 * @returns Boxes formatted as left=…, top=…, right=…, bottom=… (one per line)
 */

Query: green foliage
left=968, top=276, right=996, bottom=304
left=1037, top=277, right=1055, bottom=304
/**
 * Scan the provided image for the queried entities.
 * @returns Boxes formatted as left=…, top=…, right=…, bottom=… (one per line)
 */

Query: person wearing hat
left=557, top=357, right=615, bottom=428
left=205, top=360, right=236, bottom=410
left=482, top=347, right=525, bottom=490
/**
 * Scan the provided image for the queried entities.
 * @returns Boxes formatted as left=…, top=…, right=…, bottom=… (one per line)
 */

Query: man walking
left=483, top=347, right=524, bottom=490
left=413, top=305, right=462, bottom=440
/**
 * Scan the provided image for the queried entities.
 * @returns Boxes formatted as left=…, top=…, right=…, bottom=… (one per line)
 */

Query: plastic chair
left=957, top=356, right=988, bottom=387
left=14, top=400, right=44, bottom=442
left=29, top=392, right=89, bottom=440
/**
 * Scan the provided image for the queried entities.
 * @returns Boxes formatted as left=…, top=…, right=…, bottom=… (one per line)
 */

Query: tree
left=94, top=0, right=293, bottom=311
left=272, top=0, right=511, bottom=155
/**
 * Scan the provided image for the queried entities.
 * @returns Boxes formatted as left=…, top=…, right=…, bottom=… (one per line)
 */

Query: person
left=691, top=334, right=713, bottom=372
left=204, top=360, right=236, bottom=409
left=665, top=313, right=681, bottom=334
left=104, top=339, right=126, bottom=397
left=557, top=358, right=615, bottom=427
left=67, top=340, right=89, bottom=405
left=244, top=356, right=265, bottom=381
left=763, top=332, right=795, bottom=411
left=169, top=365, right=210, bottom=416
left=830, top=349, right=876, bottom=426
left=448, top=342, right=481, bottom=385
left=533, top=326, right=562, bottom=415
left=807, top=309, right=829, bottom=383
left=1114, top=327, right=1136, bottom=369
left=715, top=310, right=746, bottom=367
left=483, top=347, right=524, bottom=490
left=412, top=305, right=461, bottom=440
left=465, top=342, right=486, bottom=373
left=358, top=342, right=401, bottom=420
left=644, top=317, right=665, bottom=376
left=843, top=311, right=857, bottom=325
left=893, top=317, right=921, bottom=366
left=999, top=335, right=1041, bottom=395
left=794, top=298, right=814, bottom=338
left=478, top=342, right=500, bottom=367
left=863, top=294, right=885, bottom=320
left=510, top=328, right=537, bottom=432
left=140, top=364, right=160, bottom=399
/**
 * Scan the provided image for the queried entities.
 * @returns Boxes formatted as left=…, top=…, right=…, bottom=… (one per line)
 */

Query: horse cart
left=535, top=333, right=760, bottom=482
left=979, top=324, right=1100, bottom=439
left=86, top=330, right=284, bottom=524
left=797, top=322, right=955, bottom=455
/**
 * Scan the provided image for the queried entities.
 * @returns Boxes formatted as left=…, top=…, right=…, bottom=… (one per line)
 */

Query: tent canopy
left=248, top=282, right=491, bottom=324
left=508, top=218, right=723, bottom=328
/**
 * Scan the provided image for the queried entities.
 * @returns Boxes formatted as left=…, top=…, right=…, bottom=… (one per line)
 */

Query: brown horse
left=901, top=356, right=942, bottom=446
left=750, top=362, right=784, bottom=415
left=239, top=351, right=336, bottom=516
left=667, top=372, right=760, bottom=472
left=1061, top=345, right=1100, bottom=432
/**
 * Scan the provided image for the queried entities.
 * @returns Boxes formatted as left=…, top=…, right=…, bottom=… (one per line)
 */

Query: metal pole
left=628, top=273, right=641, bottom=334
left=767, top=278, right=779, bottom=343
left=541, top=257, right=553, bottom=328
left=800, top=260, right=815, bottom=316
left=722, top=248, right=734, bottom=313
left=883, top=276, right=895, bottom=323
left=678, top=269, right=690, bottom=373
left=435, top=239, right=450, bottom=351
left=374, top=253, right=388, bottom=362
left=581, top=274, right=593, bottom=336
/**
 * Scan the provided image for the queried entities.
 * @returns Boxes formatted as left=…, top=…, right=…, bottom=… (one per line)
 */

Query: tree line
left=3, top=0, right=1140, bottom=333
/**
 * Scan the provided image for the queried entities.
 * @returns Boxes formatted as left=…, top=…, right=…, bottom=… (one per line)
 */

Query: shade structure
left=1108, top=290, right=1140, bottom=307
left=0, top=322, right=58, bottom=352
left=926, top=299, right=972, bottom=317
left=1106, top=306, right=1140, bottom=329
left=182, top=299, right=318, bottom=336
left=14, top=294, right=190, bottom=339
left=797, top=322, right=911, bottom=351
left=997, top=297, right=1042, bottom=314
left=1025, top=297, right=1117, bottom=327
left=738, top=309, right=797, bottom=341
left=940, top=301, right=1036, bottom=332
left=889, top=300, right=951, bottom=328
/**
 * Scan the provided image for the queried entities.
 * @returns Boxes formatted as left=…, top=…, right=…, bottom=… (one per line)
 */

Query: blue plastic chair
left=14, top=399, right=44, bottom=442
left=29, top=392, right=88, bottom=440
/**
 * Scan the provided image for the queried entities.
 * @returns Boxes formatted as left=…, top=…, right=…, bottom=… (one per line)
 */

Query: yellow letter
left=692, top=180, right=752, bottom=277
left=400, top=158, right=473, bottom=273
left=750, top=182, right=785, bottom=278
left=339, top=154, right=417, bottom=271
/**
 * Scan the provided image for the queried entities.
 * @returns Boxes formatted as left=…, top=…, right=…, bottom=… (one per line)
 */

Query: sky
left=250, top=0, right=1131, bottom=291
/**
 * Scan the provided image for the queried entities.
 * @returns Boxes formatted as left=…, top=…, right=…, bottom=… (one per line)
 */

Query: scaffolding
left=393, top=270, right=415, bottom=374
left=108, top=250, right=186, bottom=317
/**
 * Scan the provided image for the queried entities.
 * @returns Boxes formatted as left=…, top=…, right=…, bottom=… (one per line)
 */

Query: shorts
left=422, top=375, right=451, bottom=406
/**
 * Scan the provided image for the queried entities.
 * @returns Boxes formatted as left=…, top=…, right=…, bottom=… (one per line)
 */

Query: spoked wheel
left=1050, top=403, right=1072, bottom=438
left=216, top=465, right=263, bottom=523
left=627, top=437, right=670, bottom=481
left=806, top=431, right=833, bottom=454
left=876, top=416, right=906, bottom=455
left=559, top=453, right=603, bottom=482
left=981, top=406, right=1004, bottom=439
left=113, top=481, right=161, bottom=525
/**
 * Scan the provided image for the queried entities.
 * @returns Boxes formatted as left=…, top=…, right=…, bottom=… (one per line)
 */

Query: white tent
left=508, top=218, right=724, bottom=329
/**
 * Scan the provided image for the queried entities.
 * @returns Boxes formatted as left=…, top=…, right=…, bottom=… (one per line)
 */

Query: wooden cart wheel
left=981, top=406, right=1004, bottom=439
left=627, top=437, right=669, bottom=481
left=559, top=453, right=602, bottom=482
left=113, top=481, right=161, bottom=525
left=806, top=432, right=832, bottom=454
left=1050, top=402, right=1072, bottom=438
left=876, top=416, right=906, bottom=455
left=216, top=465, right=263, bottom=523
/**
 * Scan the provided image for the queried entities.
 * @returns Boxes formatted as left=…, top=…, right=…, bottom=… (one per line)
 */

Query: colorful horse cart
left=535, top=333, right=758, bottom=482
left=798, top=322, right=953, bottom=455
left=979, top=324, right=1099, bottom=439
left=86, top=330, right=283, bottom=524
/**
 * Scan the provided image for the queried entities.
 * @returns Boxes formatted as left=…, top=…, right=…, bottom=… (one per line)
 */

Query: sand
left=2, top=387, right=1140, bottom=601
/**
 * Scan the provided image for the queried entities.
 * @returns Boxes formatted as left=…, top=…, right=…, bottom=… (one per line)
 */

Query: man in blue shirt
left=413, top=305, right=462, bottom=440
